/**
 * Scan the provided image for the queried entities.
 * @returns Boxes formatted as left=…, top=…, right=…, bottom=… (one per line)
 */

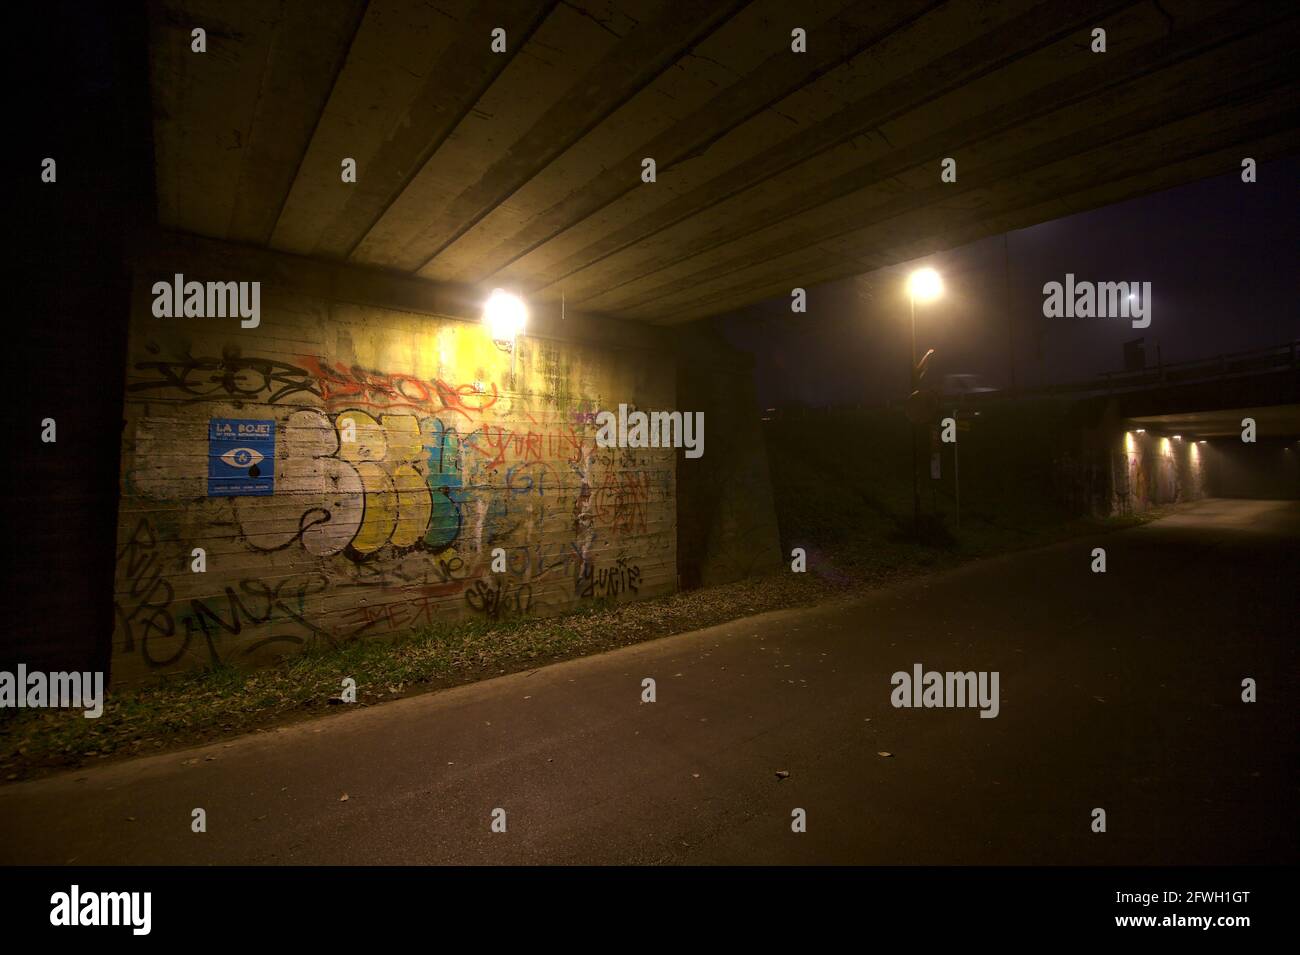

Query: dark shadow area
left=4, top=1, right=153, bottom=674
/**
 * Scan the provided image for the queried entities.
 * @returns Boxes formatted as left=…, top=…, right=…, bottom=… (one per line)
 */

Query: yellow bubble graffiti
left=352, top=462, right=397, bottom=554
left=382, top=414, right=433, bottom=548
left=337, top=412, right=395, bottom=554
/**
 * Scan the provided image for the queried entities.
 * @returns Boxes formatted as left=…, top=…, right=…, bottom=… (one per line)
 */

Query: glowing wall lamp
left=482, top=288, right=527, bottom=352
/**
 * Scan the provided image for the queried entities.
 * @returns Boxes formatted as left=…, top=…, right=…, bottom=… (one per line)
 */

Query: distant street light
left=908, top=267, right=943, bottom=304
left=906, top=268, right=943, bottom=535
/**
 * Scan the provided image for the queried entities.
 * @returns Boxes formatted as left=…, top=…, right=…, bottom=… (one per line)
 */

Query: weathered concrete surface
left=107, top=234, right=782, bottom=682
left=1056, top=404, right=1212, bottom=517
left=112, top=237, right=678, bottom=683
left=110, top=236, right=686, bottom=686
left=1126, top=403, right=1300, bottom=440
left=1053, top=387, right=1299, bottom=515
left=1113, top=403, right=1300, bottom=511
left=674, top=325, right=784, bottom=588
left=4, top=499, right=1294, bottom=864
left=149, top=0, right=1300, bottom=323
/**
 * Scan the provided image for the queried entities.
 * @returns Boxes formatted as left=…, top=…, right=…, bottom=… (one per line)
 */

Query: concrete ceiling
left=149, top=0, right=1300, bottom=325
left=1126, top=405, right=1300, bottom=439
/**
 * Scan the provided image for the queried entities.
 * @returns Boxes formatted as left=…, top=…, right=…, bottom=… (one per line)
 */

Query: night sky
left=717, top=155, right=1300, bottom=409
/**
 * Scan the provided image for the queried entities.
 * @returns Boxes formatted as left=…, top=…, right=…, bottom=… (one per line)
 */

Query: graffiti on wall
left=128, top=348, right=502, bottom=418
left=1112, top=430, right=1206, bottom=515
left=114, top=336, right=675, bottom=677
left=115, top=517, right=340, bottom=668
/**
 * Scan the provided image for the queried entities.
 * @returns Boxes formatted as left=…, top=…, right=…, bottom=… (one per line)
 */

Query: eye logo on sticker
left=220, top=447, right=265, bottom=469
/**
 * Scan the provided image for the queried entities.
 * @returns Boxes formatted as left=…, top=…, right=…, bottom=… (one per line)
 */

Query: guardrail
left=1036, top=340, right=1299, bottom=398
left=761, top=341, right=1299, bottom=419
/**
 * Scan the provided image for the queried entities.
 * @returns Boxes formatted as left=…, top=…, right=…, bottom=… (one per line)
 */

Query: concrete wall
left=675, top=327, right=783, bottom=588
left=111, top=238, right=677, bottom=684
left=1053, top=402, right=1208, bottom=517
left=1109, top=429, right=1207, bottom=515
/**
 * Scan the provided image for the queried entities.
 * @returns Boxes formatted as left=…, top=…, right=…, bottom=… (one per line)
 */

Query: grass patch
left=1, top=572, right=848, bottom=782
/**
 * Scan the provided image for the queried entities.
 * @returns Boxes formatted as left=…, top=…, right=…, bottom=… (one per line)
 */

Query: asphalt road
left=2, top=498, right=1295, bottom=865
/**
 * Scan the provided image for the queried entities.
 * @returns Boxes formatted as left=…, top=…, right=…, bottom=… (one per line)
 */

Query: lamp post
left=906, top=268, right=942, bottom=535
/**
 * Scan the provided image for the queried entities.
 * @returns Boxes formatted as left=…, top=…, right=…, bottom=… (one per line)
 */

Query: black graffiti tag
left=128, top=348, right=320, bottom=405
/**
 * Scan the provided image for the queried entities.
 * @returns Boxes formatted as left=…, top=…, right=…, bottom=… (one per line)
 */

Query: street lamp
left=908, top=267, right=943, bottom=303
left=906, top=268, right=942, bottom=535
left=907, top=268, right=943, bottom=369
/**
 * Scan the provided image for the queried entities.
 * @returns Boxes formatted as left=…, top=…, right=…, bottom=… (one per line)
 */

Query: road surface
left=2, top=498, right=1296, bottom=865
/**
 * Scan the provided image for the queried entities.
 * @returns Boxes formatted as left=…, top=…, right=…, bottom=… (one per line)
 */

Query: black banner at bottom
left=0, top=865, right=1288, bottom=941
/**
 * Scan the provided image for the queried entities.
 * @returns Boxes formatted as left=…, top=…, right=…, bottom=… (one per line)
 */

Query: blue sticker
left=208, top=418, right=275, bottom=497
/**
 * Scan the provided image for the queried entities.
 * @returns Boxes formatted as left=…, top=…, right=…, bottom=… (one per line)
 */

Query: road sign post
left=952, top=411, right=973, bottom=530
left=953, top=408, right=960, bottom=530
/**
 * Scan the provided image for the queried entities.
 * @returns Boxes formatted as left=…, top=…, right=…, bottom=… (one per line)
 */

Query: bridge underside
left=1125, top=404, right=1300, bottom=440
left=150, top=0, right=1300, bottom=323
